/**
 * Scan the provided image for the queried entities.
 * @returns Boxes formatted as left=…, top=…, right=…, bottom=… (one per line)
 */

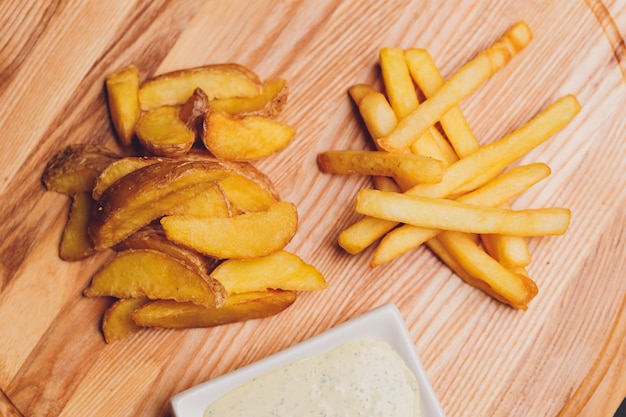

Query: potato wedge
left=179, top=87, right=209, bottom=140
left=139, top=64, right=262, bottom=110
left=356, top=189, right=571, bottom=236
left=135, top=106, right=196, bottom=157
left=115, top=225, right=219, bottom=277
left=167, top=183, right=232, bottom=218
left=92, top=156, right=162, bottom=200
left=42, top=144, right=119, bottom=194
left=132, top=290, right=297, bottom=328
left=59, top=192, right=96, bottom=261
left=84, top=249, right=226, bottom=307
left=210, top=78, right=288, bottom=117
left=102, top=298, right=150, bottom=344
left=203, top=110, right=296, bottom=160
left=161, top=200, right=298, bottom=259
left=89, top=159, right=229, bottom=249
left=317, top=150, right=444, bottom=184
left=218, top=160, right=280, bottom=213
left=105, top=65, right=141, bottom=146
left=210, top=251, right=327, bottom=294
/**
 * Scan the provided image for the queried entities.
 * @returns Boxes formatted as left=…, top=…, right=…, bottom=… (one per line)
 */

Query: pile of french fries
left=43, top=64, right=327, bottom=343
left=318, top=21, right=579, bottom=309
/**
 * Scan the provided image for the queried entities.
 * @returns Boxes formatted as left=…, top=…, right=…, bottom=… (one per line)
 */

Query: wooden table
left=1, top=1, right=625, bottom=416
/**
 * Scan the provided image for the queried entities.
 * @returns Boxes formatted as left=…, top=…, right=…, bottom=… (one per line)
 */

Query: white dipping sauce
left=203, top=338, right=421, bottom=416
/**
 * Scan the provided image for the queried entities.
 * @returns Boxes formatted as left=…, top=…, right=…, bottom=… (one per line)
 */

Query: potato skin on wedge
left=102, top=298, right=150, bottom=344
left=60, top=192, right=96, bottom=261
left=42, top=144, right=119, bottom=194
left=115, top=225, right=219, bottom=277
left=138, top=64, right=262, bottom=110
left=132, top=290, right=296, bottom=328
left=89, top=159, right=229, bottom=249
left=161, top=201, right=298, bottom=259
left=84, top=249, right=226, bottom=307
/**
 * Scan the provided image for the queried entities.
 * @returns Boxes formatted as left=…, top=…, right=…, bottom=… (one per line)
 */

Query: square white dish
left=169, top=302, right=446, bottom=417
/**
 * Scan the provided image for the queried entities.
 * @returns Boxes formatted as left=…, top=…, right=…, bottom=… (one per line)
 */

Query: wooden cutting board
left=1, top=1, right=625, bottom=416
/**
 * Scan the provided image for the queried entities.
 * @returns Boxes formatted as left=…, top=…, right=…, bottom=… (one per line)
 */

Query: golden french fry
left=132, top=290, right=297, bottom=328
left=404, top=48, right=480, bottom=158
left=84, top=249, right=227, bottom=307
left=210, top=251, right=327, bottom=294
left=339, top=94, right=580, bottom=254
left=135, top=106, right=196, bottom=157
left=436, top=231, right=538, bottom=309
left=380, top=47, right=419, bottom=119
left=352, top=89, right=399, bottom=140
left=356, top=189, right=570, bottom=236
left=317, top=150, right=444, bottom=183
left=377, top=22, right=533, bottom=153
left=372, top=162, right=551, bottom=266
left=161, top=201, right=298, bottom=259
left=105, top=65, right=141, bottom=146
left=405, top=48, right=533, bottom=267
left=139, top=64, right=262, bottom=110
left=203, top=110, right=296, bottom=160
left=481, top=228, right=532, bottom=268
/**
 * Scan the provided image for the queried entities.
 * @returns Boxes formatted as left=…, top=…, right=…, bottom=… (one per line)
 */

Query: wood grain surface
left=1, top=1, right=625, bottom=416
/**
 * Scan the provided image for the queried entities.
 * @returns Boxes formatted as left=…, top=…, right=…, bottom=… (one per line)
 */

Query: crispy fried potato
left=179, top=88, right=209, bottom=140
left=84, top=249, right=226, bottom=307
left=356, top=189, right=571, bottom=236
left=203, top=110, right=296, bottom=160
left=317, top=150, right=444, bottom=184
left=437, top=231, right=538, bottom=309
left=59, top=192, right=96, bottom=261
left=481, top=232, right=531, bottom=268
left=378, top=21, right=533, bottom=152
left=167, top=183, right=232, bottom=218
left=92, top=156, right=162, bottom=200
left=338, top=95, right=580, bottom=254
left=139, top=64, right=262, bottom=110
left=218, top=160, right=280, bottom=213
left=379, top=47, right=419, bottom=119
left=404, top=48, right=480, bottom=158
left=211, top=78, right=288, bottom=117
left=89, top=159, right=229, bottom=249
left=115, top=225, right=219, bottom=277
left=42, top=144, right=119, bottom=194
left=132, top=290, right=297, bottom=328
left=372, top=162, right=551, bottom=266
left=135, top=106, right=196, bottom=157
left=105, top=65, right=141, bottom=146
left=102, top=298, right=150, bottom=344
left=210, top=251, right=327, bottom=294
left=161, top=201, right=298, bottom=259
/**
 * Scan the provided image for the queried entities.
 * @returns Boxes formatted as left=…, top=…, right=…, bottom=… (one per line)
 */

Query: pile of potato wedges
left=43, top=64, right=326, bottom=343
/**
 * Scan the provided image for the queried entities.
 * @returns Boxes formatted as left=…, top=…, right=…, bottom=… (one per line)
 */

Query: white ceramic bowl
left=170, top=303, right=446, bottom=417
